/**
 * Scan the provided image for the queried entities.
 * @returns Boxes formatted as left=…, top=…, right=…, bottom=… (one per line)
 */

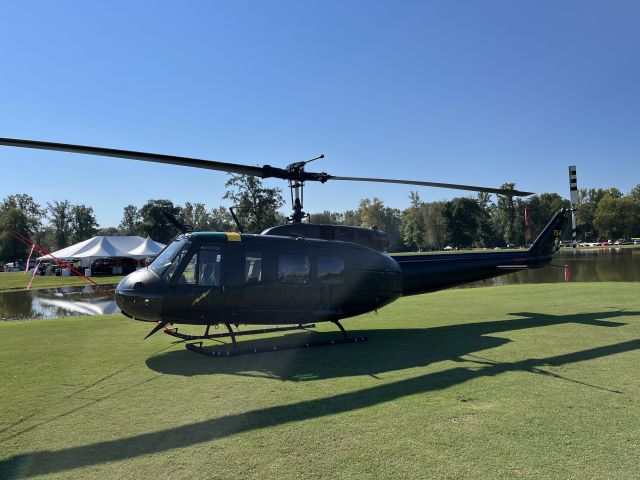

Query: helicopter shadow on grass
left=145, top=310, right=635, bottom=381
left=3, top=310, right=640, bottom=479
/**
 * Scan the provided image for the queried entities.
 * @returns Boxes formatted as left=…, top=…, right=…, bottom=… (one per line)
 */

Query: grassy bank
left=0, top=272, right=123, bottom=292
left=1, top=283, right=639, bottom=479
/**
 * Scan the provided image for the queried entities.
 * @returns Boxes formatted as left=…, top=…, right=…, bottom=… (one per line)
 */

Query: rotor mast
left=286, top=154, right=324, bottom=223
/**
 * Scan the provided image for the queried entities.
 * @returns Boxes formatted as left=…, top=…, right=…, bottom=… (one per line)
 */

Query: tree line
left=1, top=174, right=639, bottom=263
left=309, top=183, right=640, bottom=251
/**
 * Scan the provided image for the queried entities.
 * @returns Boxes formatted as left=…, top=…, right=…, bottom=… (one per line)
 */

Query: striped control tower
left=569, top=165, right=578, bottom=248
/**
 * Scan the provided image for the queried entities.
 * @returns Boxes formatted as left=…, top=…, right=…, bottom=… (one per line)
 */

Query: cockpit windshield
left=148, top=237, right=190, bottom=276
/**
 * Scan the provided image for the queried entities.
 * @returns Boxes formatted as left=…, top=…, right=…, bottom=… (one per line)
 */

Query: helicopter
left=0, top=137, right=568, bottom=356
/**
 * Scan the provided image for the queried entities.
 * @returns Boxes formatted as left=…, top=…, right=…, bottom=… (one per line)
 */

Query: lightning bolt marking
left=191, top=289, right=211, bottom=306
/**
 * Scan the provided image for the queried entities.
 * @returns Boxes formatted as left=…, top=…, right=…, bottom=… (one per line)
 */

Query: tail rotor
left=568, top=165, right=578, bottom=248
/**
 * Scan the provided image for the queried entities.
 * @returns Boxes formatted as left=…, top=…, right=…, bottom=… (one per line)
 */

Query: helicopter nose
left=115, top=269, right=163, bottom=322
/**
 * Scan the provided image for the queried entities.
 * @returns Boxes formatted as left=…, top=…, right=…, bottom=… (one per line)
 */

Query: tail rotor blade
left=568, top=166, right=578, bottom=248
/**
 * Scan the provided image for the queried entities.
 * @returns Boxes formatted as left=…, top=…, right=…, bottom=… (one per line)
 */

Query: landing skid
left=182, top=320, right=367, bottom=357
left=163, top=323, right=316, bottom=341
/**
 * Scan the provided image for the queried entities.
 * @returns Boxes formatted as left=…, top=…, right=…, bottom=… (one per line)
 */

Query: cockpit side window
left=166, top=249, right=192, bottom=282
left=170, top=245, right=223, bottom=286
left=180, top=254, right=197, bottom=284
left=148, top=238, right=190, bottom=276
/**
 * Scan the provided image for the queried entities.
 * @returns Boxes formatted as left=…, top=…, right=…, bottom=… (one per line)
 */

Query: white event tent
left=37, top=236, right=166, bottom=266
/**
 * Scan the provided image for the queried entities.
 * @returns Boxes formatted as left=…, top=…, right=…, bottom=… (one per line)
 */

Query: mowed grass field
left=0, top=272, right=123, bottom=292
left=1, top=283, right=639, bottom=479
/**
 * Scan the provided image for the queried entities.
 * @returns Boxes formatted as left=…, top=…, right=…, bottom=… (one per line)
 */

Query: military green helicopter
left=0, top=137, right=567, bottom=356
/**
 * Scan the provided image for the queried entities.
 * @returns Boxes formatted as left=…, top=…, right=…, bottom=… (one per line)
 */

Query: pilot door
left=165, top=243, right=226, bottom=324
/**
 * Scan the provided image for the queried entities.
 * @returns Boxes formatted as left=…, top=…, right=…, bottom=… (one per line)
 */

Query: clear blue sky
left=1, top=0, right=639, bottom=227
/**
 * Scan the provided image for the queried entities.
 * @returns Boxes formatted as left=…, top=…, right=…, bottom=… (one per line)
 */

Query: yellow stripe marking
left=225, top=232, right=241, bottom=242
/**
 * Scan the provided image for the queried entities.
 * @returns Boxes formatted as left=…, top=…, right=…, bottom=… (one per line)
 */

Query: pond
left=0, top=248, right=638, bottom=320
left=476, top=247, right=640, bottom=286
left=0, top=284, right=118, bottom=321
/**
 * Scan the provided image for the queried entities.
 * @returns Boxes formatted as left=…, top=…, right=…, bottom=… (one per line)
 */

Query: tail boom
left=392, top=209, right=568, bottom=296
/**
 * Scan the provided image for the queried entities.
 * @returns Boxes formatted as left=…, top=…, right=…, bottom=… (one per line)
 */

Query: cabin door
left=166, top=243, right=225, bottom=323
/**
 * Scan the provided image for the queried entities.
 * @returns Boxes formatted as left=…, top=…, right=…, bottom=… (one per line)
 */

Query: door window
left=317, top=256, right=345, bottom=284
left=278, top=254, right=310, bottom=284
left=245, top=252, right=262, bottom=283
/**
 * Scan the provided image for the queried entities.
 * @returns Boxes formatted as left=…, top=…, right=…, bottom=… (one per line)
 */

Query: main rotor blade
left=0, top=137, right=289, bottom=179
left=0, top=137, right=535, bottom=195
left=328, top=175, right=534, bottom=196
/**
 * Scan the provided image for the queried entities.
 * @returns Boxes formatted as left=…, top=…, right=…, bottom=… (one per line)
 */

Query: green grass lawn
left=0, top=272, right=123, bottom=292
left=1, top=283, right=639, bottom=479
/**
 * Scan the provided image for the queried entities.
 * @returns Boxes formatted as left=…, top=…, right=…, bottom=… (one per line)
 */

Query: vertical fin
left=529, top=209, right=568, bottom=258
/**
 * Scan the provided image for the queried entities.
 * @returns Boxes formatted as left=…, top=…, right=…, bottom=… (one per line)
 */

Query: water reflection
left=0, top=284, right=118, bottom=321
left=478, top=247, right=640, bottom=286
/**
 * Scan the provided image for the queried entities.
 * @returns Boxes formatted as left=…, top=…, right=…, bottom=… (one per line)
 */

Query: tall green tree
left=423, top=201, right=447, bottom=250
left=209, top=206, right=235, bottom=232
left=180, top=202, right=211, bottom=231
left=71, top=204, right=99, bottom=242
left=594, top=196, right=640, bottom=240
left=355, top=198, right=403, bottom=251
left=401, top=192, right=427, bottom=251
left=3, top=194, right=43, bottom=226
left=119, top=205, right=142, bottom=235
left=443, top=197, right=483, bottom=248
left=223, top=174, right=284, bottom=233
left=47, top=200, right=73, bottom=249
left=493, top=183, right=517, bottom=246
left=523, top=193, right=570, bottom=241
left=139, top=199, right=182, bottom=244
left=0, top=194, right=44, bottom=263
left=577, top=188, right=622, bottom=241
left=476, top=192, right=496, bottom=247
